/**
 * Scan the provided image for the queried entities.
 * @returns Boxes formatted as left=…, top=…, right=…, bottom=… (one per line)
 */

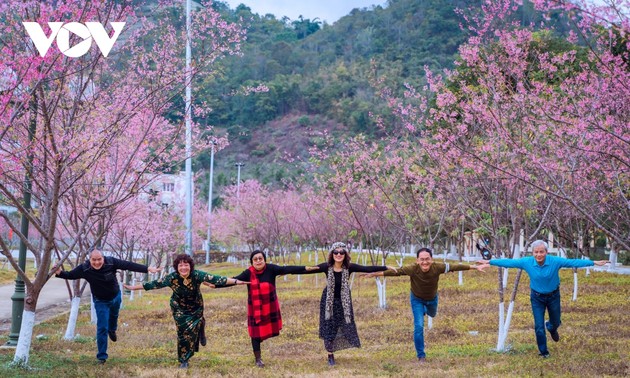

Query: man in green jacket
left=364, top=247, right=485, bottom=362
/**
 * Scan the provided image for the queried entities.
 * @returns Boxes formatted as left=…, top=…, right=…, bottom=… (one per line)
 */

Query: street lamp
left=205, top=141, right=217, bottom=265
left=5, top=96, right=37, bottom=347
left=183, top=0, right=193, bottom=256
left=235, top=162, right=244, bottom=199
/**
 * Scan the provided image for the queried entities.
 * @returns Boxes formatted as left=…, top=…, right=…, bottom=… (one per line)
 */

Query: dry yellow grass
left=1, top=258, right=628, bottom=377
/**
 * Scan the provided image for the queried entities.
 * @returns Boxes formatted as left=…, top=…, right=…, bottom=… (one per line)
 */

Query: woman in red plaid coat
left=232, top=250, right=319, bottom=367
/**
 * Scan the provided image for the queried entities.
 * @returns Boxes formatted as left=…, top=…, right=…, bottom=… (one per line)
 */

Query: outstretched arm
left=53, top=264, right=82, bottom=280
left=593, top=260, right=609, bottom=266
left=360, top=271, right=385, bottom=278
left=123, top=284, right=143, bottom=291
left=299, top=262, right=327, bottom=275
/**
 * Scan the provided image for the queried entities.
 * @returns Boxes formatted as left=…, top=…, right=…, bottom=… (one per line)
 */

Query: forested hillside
left=190, top=0, right=571, bottom=202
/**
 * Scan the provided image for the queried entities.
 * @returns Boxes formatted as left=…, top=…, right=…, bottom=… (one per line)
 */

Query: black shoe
left=200, top=334, right=207, bottom=346
left=108, top=330, right=117, bottom=342
left=255, top=359, right=265, bottom=368
left=546, top=321, right=560, bottom=342
left=418, top=357, right=426, bottom=363
left=328, top=354, right=335, bottom=366
left=98, top=359, right=106, bottom=365
left=179, top=361, right=189, bottom=369
left=539, top=353, right=550, bottom=359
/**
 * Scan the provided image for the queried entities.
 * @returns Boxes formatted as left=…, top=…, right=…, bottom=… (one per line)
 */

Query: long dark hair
left=173, top=253, right=195, bottom=272
left=328, top=247, right=350, bottom=268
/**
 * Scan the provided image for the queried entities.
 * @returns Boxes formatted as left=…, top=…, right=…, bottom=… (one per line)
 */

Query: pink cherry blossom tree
left=0, top=0, right=244, bottom=364
left=381, top=0, right=629, bottom=351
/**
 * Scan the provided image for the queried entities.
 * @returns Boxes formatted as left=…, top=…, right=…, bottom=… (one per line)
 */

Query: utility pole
left=235, top=162, right=244, bottom=199
left=184, top=0, right=193, bottom=256
left=205, top=142, right=216, bottom=265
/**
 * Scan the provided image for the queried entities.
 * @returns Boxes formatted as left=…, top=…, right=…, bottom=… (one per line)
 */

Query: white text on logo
left=23, top=22, right=126, bottom=58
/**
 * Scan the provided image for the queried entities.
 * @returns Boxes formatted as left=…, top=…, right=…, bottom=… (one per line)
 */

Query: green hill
left=190, top=0, right=475, bottom=201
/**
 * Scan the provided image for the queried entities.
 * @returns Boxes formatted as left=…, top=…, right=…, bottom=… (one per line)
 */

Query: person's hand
left=123, top=284, right=137, bottom=290
left=305, top=266, right=320, bottom=271
left=593, top=260, right=609, bottom=266
left=148, top=266, right=163, bottom=274
left=474, top=264, right=487, bottom=272
left=386, top=266, right=398, bottom=273
left=202, top=282, right=216, bottom=288
left=50, top=264, right=62, bottom=275
left=360, top=272, right=376, bottom=278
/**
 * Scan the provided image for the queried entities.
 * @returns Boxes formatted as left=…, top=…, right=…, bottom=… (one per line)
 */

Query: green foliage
left=193, top=0, right=477, bottom=192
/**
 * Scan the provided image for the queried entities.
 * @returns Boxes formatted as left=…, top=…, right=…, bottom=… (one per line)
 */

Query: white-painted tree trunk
left=13, top=310, right=35, bottom=365
left=609, top=250, right=618, bottom=271
left=350, top=270, right=355, bottom=289
left=497, top=301, right=514, bottom=350
left=427, top=316, right=433, bottom=330
left=90, top=294, right=96, bottom=324
left=572, top=271, right=578, bottom=301
left=458, top=271, right=463, bottom=285
left=130, top=279, right=136, bottom=301
left=315, top=251, right=319, bottom=286
left=375, top=277, right=387, bottom=308
left=119, top=282, right=124, bottom=308
left=502, top=269, right=509, bottom=289
left=63, top=296, right=82, bottom=340
left=512, top=243, right=521, bottom=259
left=496, top=302, right=505, bottom=351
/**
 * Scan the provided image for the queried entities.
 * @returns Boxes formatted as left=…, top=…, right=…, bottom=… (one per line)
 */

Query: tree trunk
left=13, top=310, right=35, bottom=365
left=496, top=269, right=523, bottom=351
left=609, top=249, right=618, bottom=270
left=63, top=296, right=82, bottom=340
left=375, top=277, right=387, bottom=308
left=496, top=267, right=505, bottom=351
left=90, top=294, right=96, bottom=324
left=572, top=267, right=578, bottom=301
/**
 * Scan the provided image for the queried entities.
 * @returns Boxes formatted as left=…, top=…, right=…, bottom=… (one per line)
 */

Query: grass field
left=0, top=261, right=38, bottom=285
left=0, top=255, right=628, bottom=377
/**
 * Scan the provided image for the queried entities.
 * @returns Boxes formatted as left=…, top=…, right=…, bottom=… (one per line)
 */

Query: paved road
left=0, top=277, right=91, bottom=332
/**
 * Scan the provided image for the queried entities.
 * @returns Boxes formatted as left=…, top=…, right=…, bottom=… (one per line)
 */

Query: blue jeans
left=93, top=291, right=122, bottom=361
left=530, top=288, right=561, bottom=356
left=410, top=292, right=438, bottom=358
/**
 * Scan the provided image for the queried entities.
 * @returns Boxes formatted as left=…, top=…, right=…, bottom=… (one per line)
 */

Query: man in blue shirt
left=478, top=240, right=608, bottom=358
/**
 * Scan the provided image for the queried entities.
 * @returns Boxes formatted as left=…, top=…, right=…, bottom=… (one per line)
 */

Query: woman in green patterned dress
left=125, top=254, right=247, bottom=368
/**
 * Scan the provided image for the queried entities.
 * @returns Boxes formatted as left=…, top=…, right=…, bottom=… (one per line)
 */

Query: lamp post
left=205, top=142, right=216, bottom=265
left=5, top=95, right=37, bottom=347
left=183, top=0, right=193, bottom=256
left=235, top=162, right=244, bottom=199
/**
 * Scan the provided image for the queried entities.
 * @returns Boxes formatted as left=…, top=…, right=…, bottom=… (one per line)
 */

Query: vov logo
left=23, top=22, right=126, bottom=58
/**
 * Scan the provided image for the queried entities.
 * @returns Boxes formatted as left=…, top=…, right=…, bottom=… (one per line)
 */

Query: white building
left=139, top=172, right=191, bottom=208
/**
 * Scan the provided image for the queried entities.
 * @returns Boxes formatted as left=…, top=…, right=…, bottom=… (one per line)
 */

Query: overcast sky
left=222, top=0, right=387, bottom=24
